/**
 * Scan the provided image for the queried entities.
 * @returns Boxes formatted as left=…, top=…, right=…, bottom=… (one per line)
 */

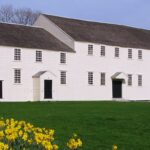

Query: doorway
left=44, top=80, right=52, bottom=99
left=112, top=80, right=122, bottom=98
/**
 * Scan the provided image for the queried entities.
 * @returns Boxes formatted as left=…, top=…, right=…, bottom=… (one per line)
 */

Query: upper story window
left=88, top=72, right=93, bottom=85
left=14, top=49, right=21, bottom=61
left=100, top=46, right=105, bottom=56
left=128, top=74, right=132, bottom=86
left=88, top=45, right=93, bottom=55
left=138, top=50, right=142, bottom=60
left=100, top=72, right=106, bottom=85
left=138, top=75, right=142, bottom=86
left=60, top=53, right=66, bottom=64
left=36, top=51, right=42, bottom=62
left=115, top=47, right=119, bottom=58
left=60, top=71, right=66, bottom=85
left=14, top=69, right=21, bottom=84
left=128, top=49, right=132, bottom=59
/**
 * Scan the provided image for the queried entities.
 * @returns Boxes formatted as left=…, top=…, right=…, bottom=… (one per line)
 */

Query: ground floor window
left=128, top=74, right=132, bottom=86
left=88, top=72, right=93, bottom=85
left=138, top=75, right=142, bottom=86
left=100, top=72, right=105, bottom=85
left=14, top=69, right=21, bottom=83
left=60, top=71, right=66, bottom=84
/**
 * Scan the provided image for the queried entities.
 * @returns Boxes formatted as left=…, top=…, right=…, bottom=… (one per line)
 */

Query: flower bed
left=0, top=118, right=82, bottom=150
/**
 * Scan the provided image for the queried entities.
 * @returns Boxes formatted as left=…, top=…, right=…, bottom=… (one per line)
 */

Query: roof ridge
left=42, top=14, right=150, bottom=32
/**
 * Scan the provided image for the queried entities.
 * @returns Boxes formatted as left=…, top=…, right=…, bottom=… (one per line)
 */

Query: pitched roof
left=44, top=14, right=150, bottom=50
left=0, top=23, right=74, bottom=52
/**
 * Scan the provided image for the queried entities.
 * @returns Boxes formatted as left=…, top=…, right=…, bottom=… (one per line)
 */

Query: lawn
left=0, top=101, right=150, bottom=150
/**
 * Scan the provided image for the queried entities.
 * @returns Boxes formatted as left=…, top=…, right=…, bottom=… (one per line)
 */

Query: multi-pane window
left=101, top=46, right=105, bottom=56
left=36, top=51, right=42, bottom=62
left=128, top=49, right=132, bottom=59
left=128, top=74, right=132, bottom=86
left=88, top=45, right=93, bottom=55
left=138, top=50, right=142, bottom=60
left=14, top=69, right=21, bottom=83
left=14, top=49, right=21, bottom=61
left=100, top=72, right=105, bottom=85
left=115, top=47, right=119, bottom=58
left=60, top=53, right=66, bottom=64
left=60, top=71, right=66, bottom=84
left=138, top=75, right=142, bottom=86
left=88, top=72, right=93, bottom=85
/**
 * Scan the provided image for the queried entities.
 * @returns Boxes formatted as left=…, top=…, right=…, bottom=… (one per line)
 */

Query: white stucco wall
left=0, top=42, right=150, bottom=101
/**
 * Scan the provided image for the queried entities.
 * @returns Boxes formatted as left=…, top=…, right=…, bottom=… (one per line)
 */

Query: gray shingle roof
left=0, top=23, right=74, bottom=52
left=44, top=14, right=150, bottom=50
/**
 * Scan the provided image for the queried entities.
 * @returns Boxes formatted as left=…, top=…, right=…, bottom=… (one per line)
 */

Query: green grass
left=0, top=101, right=150, bottom=150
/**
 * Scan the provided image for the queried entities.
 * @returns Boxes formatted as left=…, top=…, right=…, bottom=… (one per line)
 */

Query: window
left=115, top=47, right=119, bottom=58
left=128, top=74, right=132, bottom=86
left=14, top=69, right=21, bottom=83
left=60, top=71, right=66, bottom=84
left=101, top=46, right=105, bottom=56
left=138, top=75, right=142, bottom=86
left=101, top=73, right=105, bottom=85
left=14, top=49, right=21, bottom=61
left=88, top=72, right=93, bottom=85
left=60, top=53, right=66, bottom=64
left=88, top=45, right=93, bottom=55
left=138, top=50, right=142, bottom=59
left=128, top=49, right=132, bottom=59
left=36, top=51, right=42, bottom=62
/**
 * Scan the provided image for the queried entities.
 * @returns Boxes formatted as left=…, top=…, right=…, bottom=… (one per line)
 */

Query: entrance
left=112, top=80, right=122, bottom=98
left=44, top=80, right=52, bottom=99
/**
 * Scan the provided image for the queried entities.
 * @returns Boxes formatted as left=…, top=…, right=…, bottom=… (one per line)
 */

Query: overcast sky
left=0, top=0, right=150, bottom=29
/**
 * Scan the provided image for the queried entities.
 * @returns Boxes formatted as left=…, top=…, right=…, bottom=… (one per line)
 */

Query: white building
left=0, top=14, right=150, bottom=101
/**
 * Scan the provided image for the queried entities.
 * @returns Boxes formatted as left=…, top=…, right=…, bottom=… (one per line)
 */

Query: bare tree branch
left=0, top=5, right=40, bottom=25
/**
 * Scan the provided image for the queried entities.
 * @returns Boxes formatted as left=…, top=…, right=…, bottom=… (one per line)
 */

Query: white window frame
left=36, top=51, right=42, bottom=62
left=100, top=46, right=105, bottom=56
left=14, top=49, right=21, bottom=61
left=88, top=45, right=93, bottom=55
left=14, top=69, right=21, bottom=84
left=60, top=71, right=66, bottom=85
left=60, top=53, right=66, bottom=64
left=115, top=47, right=119, bottom=58
left=100, top=72, right=106, bottom=85
left=88, top=72, right=93, bottom=85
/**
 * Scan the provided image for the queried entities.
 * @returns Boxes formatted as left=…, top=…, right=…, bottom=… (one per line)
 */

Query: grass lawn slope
left=0, top=101, right=150, bottom=150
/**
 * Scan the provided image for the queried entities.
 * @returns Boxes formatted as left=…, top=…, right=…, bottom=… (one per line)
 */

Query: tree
left=0, top=5, right=40, bottom=25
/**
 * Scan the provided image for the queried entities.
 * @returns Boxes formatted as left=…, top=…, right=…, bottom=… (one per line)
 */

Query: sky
left=0, top=0, right=150, bottom=29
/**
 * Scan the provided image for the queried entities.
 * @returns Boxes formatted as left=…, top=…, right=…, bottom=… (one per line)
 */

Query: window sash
left=60, top=53, right=66, bottom=64
left=101, top=46, right=105, bottom=56
left=138, top=50, right=142, bottom=59
left=14, top=69, right=21, bottom=83
left=88, top=45, right=93, bottom=55
left=36, top=51, right=42, bottom=62
left=101, top=73, right=105, bottom=85
left=128, top=49, right=132, bottom=59
left=88, top=72, right=93, bottom=85
left=60, top=71, right=66, bottom=84
left=138, top=75, right=142, bottom=86
left=128, top=74, right=132, bottom=86
left=14, top=49, right=21, bottom=60
left=115, top=48, right=119, bottom=57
